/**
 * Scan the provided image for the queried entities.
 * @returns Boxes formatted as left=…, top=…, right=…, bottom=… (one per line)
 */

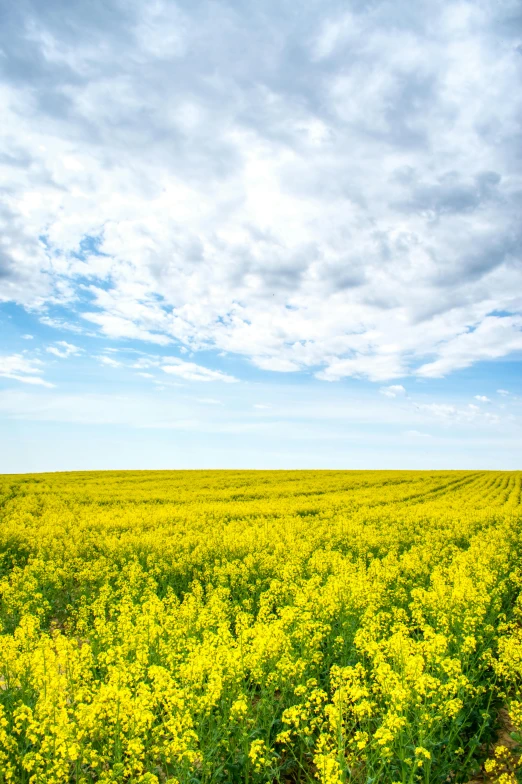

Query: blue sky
left=0, top=0, right=521, bottom=471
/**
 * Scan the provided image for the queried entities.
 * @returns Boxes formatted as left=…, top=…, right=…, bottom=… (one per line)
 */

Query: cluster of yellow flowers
left=0, top=469, right=521, bottom=783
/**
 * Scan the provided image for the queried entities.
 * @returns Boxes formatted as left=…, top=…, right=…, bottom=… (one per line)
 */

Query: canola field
left=1, top=470, right=522, bottom=784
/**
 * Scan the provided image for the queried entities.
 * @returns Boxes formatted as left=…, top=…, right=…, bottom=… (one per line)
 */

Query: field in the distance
left=1, top=470, right=522, bottom=784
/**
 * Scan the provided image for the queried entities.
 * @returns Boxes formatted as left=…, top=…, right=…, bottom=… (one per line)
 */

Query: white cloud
left=162, top=358, right=238, bottom=383
left=497, top=389, right=509, bottom=396
left=21, top=334, right=33, bottom=340
left=0, top=354, right=54, bottom=387
left=416, top=317, right=522, bottom=378
left=0, top=0, right=521, bottom=384
left=132, top=357, right=159, bottom=370
left=474, top=395, right=490, bottom=403
left=254, top=403, right=271, bottom=410
left=252, top=357, right=301, bottom=373
left=82, top=313, right=171, bottom=345
left=414, top=400, right=500, bottom=425
left=46, top=341, right=82, bottom=359
left=381, top=384, right=406, bottom=398
left=130, top=354, right=234, bottom=386
left=39, top=317, right=86, bottom=334
left=317, top=355, right=406, bottom=383
left=95, top=355, right=121, bottom=367
left=415, top=403, right=459, bottom=420
left=4, top=376, right=54, bottom=388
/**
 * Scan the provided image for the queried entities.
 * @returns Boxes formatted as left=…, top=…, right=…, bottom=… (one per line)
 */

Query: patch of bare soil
left=467, top=708, right=520, bottom=783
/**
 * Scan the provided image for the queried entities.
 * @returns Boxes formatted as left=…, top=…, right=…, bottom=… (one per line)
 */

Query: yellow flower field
left=1, top=470, right=522, bottom=783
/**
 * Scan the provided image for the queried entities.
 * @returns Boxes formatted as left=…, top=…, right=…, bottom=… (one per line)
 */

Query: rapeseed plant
left=0, top=470, right=521, bottom=782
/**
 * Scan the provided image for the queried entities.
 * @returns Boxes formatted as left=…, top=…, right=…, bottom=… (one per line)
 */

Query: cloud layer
left=0, top=354, right=54, bottom=387
left=1, top=0, right=521, bottom=381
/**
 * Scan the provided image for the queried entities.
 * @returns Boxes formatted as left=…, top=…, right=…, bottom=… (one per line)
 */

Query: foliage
left=0, top=469, right=521, bottom=783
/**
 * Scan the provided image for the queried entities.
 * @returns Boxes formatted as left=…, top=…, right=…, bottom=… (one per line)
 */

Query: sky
left=0, top=0, right=521, bottom=472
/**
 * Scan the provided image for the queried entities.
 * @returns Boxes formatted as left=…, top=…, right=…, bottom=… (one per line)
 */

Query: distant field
left=1, top=470, right=522, bottom=783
